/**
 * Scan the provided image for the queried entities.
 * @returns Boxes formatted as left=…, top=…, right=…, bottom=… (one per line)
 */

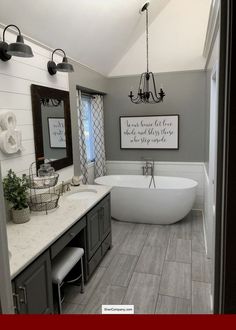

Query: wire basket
left=28, top=161, right=59, bottom=189
left=28, top=159, right=60, bottom=214
left=28, top=192, right=60, bottom=213
left=28, top=173, right=59, bottom=189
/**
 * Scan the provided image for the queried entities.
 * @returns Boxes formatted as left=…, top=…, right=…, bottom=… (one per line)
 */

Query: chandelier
left=128, top=2, right=165, bottom=104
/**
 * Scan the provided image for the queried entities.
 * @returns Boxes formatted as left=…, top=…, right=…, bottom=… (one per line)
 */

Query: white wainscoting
left=0, top=27, right=74, bottom=180
left=203, top=164, right=213, bottom=259
left=106, top=161, right=204, bottom=210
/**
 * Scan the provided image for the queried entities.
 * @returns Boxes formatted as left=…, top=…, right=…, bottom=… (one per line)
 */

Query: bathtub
left=95, top=175, right=198, bottom=225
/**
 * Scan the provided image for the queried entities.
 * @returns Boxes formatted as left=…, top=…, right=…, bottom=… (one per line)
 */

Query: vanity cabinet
left=86, top=194, right=111, bottom=278
left=10, top=192, right=111, bottom=313
left=12, top=250, right=53, bottom=314
left=100, top=195, right=111, bottom=241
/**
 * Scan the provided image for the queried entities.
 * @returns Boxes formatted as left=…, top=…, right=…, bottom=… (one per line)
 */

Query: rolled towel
left=0, top=111, right=17, bottom=130
left=0, top=129, right=22, bottom=154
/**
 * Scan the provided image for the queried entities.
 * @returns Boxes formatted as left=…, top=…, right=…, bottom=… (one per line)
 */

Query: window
left=81, top=94, right=95, bottom=162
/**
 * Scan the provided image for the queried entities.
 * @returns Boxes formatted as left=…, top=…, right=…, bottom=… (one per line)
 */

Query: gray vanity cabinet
left=99, top=195, right=111, bottom=241
left=10, top=193, right=111, bottom=313
left=13, top=250, right=53, bottom=314
left=86, top=194, right=111, bottom=277
left=87, top=204, right=102, bottom=260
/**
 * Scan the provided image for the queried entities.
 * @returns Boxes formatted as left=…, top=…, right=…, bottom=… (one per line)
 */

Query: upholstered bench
left=51, top=247, right=84, bottom=313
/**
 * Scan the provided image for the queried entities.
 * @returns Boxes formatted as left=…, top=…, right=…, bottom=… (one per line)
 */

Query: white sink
left=66, top=189, right=97, bottom=200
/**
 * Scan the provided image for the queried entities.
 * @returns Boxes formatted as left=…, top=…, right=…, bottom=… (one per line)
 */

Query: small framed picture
left=48, top=117, right=66, bottom=148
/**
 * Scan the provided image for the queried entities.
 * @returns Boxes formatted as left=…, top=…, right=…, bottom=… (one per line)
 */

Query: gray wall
left=104, top=71, right=206, bottom=162
left=68, top=60, right=108, bottom=175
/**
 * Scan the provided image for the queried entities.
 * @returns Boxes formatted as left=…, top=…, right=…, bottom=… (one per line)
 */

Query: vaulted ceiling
left=0, top=0, right=212, bottom=76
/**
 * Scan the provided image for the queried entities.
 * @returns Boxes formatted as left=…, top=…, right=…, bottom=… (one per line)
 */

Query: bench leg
left=80, top=258, right=84, bottom=294
left=57, top=283, right=62, bottom=314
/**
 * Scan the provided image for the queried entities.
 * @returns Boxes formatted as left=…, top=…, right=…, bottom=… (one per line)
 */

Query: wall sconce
left=0, top=24, right=34, bottom=61
left=47, top=48, right=74, bottom=75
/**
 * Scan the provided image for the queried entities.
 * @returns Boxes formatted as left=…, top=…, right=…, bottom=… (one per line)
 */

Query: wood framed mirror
left=31, top=84, right=73, bottom=171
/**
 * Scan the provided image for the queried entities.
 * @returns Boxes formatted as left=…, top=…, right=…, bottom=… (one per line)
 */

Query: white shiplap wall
left=0, top=28, right=74, bottom=180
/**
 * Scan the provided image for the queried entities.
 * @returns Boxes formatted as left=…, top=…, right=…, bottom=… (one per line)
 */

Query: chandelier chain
left=146, top=7, right=149, bottom=73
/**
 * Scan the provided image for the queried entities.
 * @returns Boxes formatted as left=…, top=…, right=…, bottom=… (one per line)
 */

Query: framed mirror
left=31, top=84, right=73, bottom=171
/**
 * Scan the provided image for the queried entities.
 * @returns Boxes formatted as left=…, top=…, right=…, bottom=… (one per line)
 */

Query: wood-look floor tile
left=111, top=220, right=134, bottom=246
left=192, top=251, right=212, bottom=283
left=99, top=244, right=120, bottom=268
left=135, top=245, right=166, bottom=275
left=155, top=295, right=191, bottom=314
left=170, top=214, right=192, bottom=240
left=64, top=266, right=106, bottom=305
left=192, top=281, right=212, bottom=314
left=62, top=210, right=211, bottom=315
left=83, top=285, right=126, bottom=314
left=192, top=210, right=202, bottom=219
left=192, top=211, right=203, bottom=233
left=166, top=238, right=191, bottom=263
left=131, top=223, right=153, bottom=235
left=119, top=232, right=147, bottom=256
left=192, top=231, right=206, bottom=254
left=62, top=302, right=84, bottom=314
left=145, top=226, right=170, bottom=248
left=122, top=272, right=160, bottom=314
left=159, top=261, right=191, bottom=299
left=101, top=254, right=138, bottom=287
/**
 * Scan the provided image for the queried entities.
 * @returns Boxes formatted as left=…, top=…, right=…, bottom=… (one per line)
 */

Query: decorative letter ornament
left=0, top=111, right=22, bottom=154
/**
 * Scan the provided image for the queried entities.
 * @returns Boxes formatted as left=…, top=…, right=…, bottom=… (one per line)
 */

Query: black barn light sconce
left=47, top=48, right=74, bottom=75
left=0, top=24, right=34, bottom=61
left=128, top=2, right=165, bottom=104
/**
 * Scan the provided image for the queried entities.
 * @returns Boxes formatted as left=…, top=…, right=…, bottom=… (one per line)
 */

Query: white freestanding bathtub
left=95, top=175, right=198, bottom=225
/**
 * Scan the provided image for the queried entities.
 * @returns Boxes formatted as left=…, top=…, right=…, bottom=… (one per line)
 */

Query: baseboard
left=202, top=209, right=209, bottom=257
left=203, top=164, right=212, bottom=259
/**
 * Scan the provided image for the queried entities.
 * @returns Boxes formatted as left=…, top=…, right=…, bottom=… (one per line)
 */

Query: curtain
left=91, top=95, right=106, bottom=178
left=77, top=90, right=88, bottom=184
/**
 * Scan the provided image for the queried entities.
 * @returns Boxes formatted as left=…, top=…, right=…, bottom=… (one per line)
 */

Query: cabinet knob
left=69, top=232, right=75, bottom=237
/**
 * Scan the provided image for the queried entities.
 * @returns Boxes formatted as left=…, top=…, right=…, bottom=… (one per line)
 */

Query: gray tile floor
left=63, top=211, right=212, bottom=314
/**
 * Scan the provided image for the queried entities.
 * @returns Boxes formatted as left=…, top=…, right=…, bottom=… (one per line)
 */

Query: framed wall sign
left=48, top=117, right=66, bottom=148
left=120, top=115, right=179, bottom=149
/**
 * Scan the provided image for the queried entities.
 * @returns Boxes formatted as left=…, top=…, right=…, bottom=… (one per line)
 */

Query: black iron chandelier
left=128, top=2, right=165, bottom=104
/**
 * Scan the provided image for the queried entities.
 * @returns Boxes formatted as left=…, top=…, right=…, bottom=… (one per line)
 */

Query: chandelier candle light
left=128, top=2, right=165, bottom=104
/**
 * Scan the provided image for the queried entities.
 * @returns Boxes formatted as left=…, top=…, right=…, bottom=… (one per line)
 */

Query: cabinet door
left=87, top=205, right=101, bottom=260
left=14, top=250, right=53, bottom=314
left=100, top=195, right=111, bottom=241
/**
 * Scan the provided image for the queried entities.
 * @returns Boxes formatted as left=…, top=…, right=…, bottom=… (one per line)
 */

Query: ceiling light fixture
left=0, top=24, right=34, bottom=61
left=47, top=48, right=74, bottom=75
left=128, top=2, right=165, bottom=104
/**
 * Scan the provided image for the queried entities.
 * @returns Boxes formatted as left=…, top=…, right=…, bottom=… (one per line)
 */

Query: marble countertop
left=7, top=184, right=112, bottom=279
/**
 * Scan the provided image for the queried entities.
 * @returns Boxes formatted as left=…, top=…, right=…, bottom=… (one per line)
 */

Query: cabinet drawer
left=51, top=217, right=86, bottom=259
left=88, top=247, right=102, bottom=276
left=102, top=233, right=111, bottom=257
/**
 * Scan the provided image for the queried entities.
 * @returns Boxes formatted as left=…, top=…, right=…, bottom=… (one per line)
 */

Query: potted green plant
left=3, top=169, right=30, bottom=224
